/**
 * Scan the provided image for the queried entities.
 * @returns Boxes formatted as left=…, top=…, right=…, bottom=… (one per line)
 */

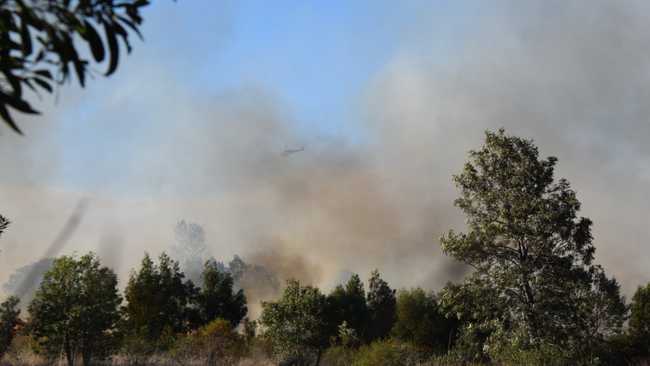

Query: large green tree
left=260, top=280, right=329, bottom=366
left=28, top=253, right=121, bottom=366
left=122, top=253, right=197, bottom=345
left=197, top=259, right=247, bottom=327
left=0, top=0, right=153, bottom=133
left=365, top=269, right=396, bottom=343
left=440, top=129, right=626, bottom=361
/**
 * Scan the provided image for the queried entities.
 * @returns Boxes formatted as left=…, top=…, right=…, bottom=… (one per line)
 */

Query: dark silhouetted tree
left=0, top=215, right=8, bottom=237
left=29, top=253, right=121, bottom=366
left=122, top=253, right=197, bottom=346
left=365, top=269, right=396, bottom=342
left=198, top=259, right=247, bottom=327
left=629, top=282, right=650, bottom=356
left=392, top=288, right=457, bottom=353
left=0, top=296, right=20, bottom=360
left=0, top=0, right=153, bottom=133
left=440, top=129, right=626, bottom=361
left=327, top=274, right=369, bottom=341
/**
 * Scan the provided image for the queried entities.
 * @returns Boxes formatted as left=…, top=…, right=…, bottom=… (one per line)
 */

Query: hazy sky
left=1, top=1, right=649, bottom=298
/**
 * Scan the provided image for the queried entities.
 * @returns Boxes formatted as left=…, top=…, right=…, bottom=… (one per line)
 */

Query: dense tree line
left=0, top=130, right=650, bottom=365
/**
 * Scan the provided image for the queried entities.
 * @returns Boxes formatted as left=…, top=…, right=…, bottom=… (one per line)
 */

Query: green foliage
left=440, top=129, right=626, bottom=361
left=171, top=318, right=245, bottom=366
left=392, top=288, right=457, bottom=353
left=242, top=317, right=256, bottom=346
left=327, top=274, right=369, bottom=340
left=351, top=339, right=427, bottom=366
left=28, top=252, right=121, bottom=366
left=0, top=296, right=20, bottom=359
left=122, top=253, right=198, bottom=346
left=366, top=270, right=396, bottom=342
left=335, top=321, right=359, bottom=348
left=629, top=282, right=650, bottom=356
left=260, top=279, right=329, bottom=365
left=0, top=0, right=152, bottom=133
left=321, top=344, right=356, bottom=366
left=198, top=259, right=247, bottom=327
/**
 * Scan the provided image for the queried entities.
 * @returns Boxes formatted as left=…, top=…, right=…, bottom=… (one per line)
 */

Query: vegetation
left=28, top=253, right=121, bottom=366
left=197, top=259, right=247, bottom=328
left=365, top=270, right=396, bottom=343
left=1, top=129, right=650, bottom=365
left=0, top=296, right=20, bottom=360
left=259, top=280, right=329, bottom=365
left=121, top=253, right=198, bottom=349
left=0, top=0, right=154, bottom=133
left=392, top=288, right=456, bottom=353
left=440, top=129, right=626, bottom=363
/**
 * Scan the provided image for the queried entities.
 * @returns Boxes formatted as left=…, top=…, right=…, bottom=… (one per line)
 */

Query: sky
left=1, top=1, right=650, bottom=302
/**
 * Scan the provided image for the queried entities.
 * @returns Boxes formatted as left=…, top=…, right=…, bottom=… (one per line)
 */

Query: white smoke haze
left=1, top=0, right=650, bottom=309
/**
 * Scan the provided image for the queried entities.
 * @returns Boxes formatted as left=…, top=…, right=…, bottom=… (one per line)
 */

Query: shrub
left=171, top=318, right=244, bottom=366
left=352, top=339, right=427, bottom=366
left=321, top=345, right=355, bottom=366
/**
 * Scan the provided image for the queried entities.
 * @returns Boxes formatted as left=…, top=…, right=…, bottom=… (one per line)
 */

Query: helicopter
left=282, top=146, right=305, bottom=156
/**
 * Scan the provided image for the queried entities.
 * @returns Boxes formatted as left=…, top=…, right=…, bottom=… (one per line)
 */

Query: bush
left=170, top=318, right=244, bottom=366
left=351, top=339, right=427, bottom=366
left=321, top=345, right=356, bottom=366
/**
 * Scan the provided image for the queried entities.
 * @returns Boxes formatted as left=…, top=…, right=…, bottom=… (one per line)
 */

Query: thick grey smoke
left=1, top=0, right=649, bottom=306
left=362, top=0, right=650, bottom=294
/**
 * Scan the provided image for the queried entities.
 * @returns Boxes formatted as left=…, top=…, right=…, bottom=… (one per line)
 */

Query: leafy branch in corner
left=0, top=0, right=154, bottom=134
left=0, top=215, right=8, bottom=237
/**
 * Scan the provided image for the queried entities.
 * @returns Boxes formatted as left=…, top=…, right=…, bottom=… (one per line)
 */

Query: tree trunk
left=314, top=348, right=322, bottom=366
left=82, top=348, right=92, bottom=366
left=65, top=339, right=75, bottom=366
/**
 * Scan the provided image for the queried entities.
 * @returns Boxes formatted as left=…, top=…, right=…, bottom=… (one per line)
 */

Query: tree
left=122, top=252, right=197, bottom=346
left=0, top=296, right=20, bottom=360
left=0, top=0, right=153, bottom=133
left=629, top=282, right=650, bottom=356
left=365, top=270, right=396, bottom=342
left=327, top=274, right=369, bottom=341
left=197, top=259, right=247, bottom=327
left=440, top=129, right=625, bottom=360
left=260, top=280, right=329, bottom=366
left=392, top=288, right=457, bottom=353
left=28, top=253, right=121, bottom=366
left=171, top=220, right=209, bottom=285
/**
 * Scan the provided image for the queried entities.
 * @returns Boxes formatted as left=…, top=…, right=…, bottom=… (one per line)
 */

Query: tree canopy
left=0, top=296, right=20, bottom=360
left=260, top=280, right=330, bottom=366
left=197, top=259, right=247, bottom=327
left=440, top=129, right=626, bottom=361
left=365, top=269, right=396, bottom=343
left=28, top=253, right=121, bottom=366
left=122, top=253, right=197, bottom=344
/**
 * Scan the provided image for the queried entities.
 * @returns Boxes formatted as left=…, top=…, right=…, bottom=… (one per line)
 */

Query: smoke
left=361, top=0, right=650, bottom=293
left=1, top=0, right=650, bottom=308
